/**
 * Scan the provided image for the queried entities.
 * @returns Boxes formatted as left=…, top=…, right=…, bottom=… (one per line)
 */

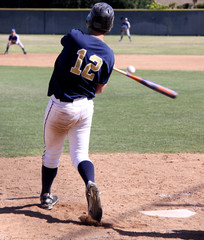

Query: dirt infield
left=0, top=153, right=203, bottom=240
left=1, top=53, right=204, bottom=71
left=0, top=54, right=204, bottom=240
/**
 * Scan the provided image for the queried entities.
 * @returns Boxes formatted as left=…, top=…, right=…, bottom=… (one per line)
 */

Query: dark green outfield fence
left=0, top=8, right=204, bottom=35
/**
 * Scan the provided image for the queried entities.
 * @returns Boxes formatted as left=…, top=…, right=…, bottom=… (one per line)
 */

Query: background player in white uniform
left=40, top=2, right=114, bottom=223
left=4, top=29, right=27, bottom=54
left=119, top=17, right=132, bottom=42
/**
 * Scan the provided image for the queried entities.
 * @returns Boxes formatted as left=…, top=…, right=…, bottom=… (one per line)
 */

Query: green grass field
left=0, top=34, right=204, bottom=55
left=0, top=35, right=203, bottom=157
left=0, top=65, right=203, bottom=157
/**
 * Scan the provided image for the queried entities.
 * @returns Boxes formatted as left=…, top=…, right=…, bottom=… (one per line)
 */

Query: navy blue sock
left=41, top=165, right=58, bottom=196
left=78, top=160, right=95, bottom=185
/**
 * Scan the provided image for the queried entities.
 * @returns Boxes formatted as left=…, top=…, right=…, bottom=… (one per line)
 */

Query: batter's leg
left=40, top=99, right=67, bottom=208
left=67, top=101, right=102, bottom=222
left=68, top=99, right=94, bottom=184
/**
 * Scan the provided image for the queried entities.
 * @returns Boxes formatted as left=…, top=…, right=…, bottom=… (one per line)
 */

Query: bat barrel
left=113, top=67, right=178, bottom=99
left=140, top=79, right=178, bottom=99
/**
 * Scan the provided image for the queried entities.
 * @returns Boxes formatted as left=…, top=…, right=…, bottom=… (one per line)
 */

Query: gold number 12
left=71, top=49, right=103, bottom=81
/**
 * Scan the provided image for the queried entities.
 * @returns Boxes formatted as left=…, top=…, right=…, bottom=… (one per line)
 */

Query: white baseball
left=126, top=65, right=136, bottom=73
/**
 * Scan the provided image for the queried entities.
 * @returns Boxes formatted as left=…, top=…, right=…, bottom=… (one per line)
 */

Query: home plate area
left=140, top=209, right=196, bottom=218
left=0, top=153, right=203, bottom=240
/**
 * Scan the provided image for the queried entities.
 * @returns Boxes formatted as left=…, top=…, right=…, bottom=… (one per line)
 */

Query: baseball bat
left=113, top=67, right=178, bottom=99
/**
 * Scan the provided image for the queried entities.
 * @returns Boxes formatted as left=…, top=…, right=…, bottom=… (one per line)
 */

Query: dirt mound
left=0, top=153, right=203, bottom=240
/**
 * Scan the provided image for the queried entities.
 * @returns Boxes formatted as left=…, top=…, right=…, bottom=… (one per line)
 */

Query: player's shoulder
left=69, top=29, right=86, bottom=38
left=64, top=29, right=89, bottom=43
left=61, top=29, right=82, bottom=46
left=68, top=29, right=108, bottom=48
left=62, top=28, right=114, bottom=57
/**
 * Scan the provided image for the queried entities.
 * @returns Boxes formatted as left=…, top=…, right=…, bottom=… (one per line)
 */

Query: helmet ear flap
left=86, top=2, right=114, bottom=33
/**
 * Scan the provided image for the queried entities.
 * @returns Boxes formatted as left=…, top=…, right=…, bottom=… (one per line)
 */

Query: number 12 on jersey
left=71, top=49, right=103, bottom=81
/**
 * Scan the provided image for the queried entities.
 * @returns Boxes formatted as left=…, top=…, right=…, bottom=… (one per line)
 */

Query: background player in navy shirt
left=40, top=2, right=114, bottom=223
left=4, top=29, right=27, bottom=54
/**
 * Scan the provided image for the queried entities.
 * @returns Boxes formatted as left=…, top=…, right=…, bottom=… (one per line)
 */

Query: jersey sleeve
left=15, top=34, right=19, bottom=42
left=61, top=33, right=72, bottom=47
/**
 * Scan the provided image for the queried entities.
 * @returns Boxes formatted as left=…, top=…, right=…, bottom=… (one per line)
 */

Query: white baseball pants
left=42, top=95, right=94, bottom=169
left=121, top=28, right=131, bottom=39
left=7, top=40, right=25, bottom=49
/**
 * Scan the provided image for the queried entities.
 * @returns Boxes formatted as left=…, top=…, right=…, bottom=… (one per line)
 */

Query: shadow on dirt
left=0, top=198, right=203, bottom=240
left=0, top=202, right=83, bottom=225
left=113, top=228, right=204, bottom=240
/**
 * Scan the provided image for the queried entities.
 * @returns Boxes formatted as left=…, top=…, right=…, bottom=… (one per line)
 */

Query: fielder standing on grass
left=4, top=28, right=27, bottom=54
left=119, top=17, right=132, bottom=42
left=40, top=2, right=114, bottom=223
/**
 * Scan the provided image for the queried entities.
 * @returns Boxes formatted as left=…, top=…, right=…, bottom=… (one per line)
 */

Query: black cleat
left=40, top=194, right=58, bottom=210
left=86, top=181, right=102, bottom=222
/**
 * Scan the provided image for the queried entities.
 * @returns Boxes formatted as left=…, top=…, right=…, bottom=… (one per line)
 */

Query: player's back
left=48, top=29, right=114, bottom=102
left=60, top=29, right=114, bottom=77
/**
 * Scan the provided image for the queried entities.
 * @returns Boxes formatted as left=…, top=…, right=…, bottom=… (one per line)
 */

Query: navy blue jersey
left=48, top=29, right=115, bottom=102
left=9, top=34, right=18, bottom=42
left=121, top=21, right=130, bottom=30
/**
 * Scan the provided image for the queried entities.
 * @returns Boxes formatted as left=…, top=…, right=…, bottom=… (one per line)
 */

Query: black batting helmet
left=86, top=2, right=114, bottom=33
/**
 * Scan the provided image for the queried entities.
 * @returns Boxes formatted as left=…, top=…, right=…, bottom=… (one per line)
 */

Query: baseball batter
left=40, top=2, right=114, bottom=223
left=4, top=29, right=27, bottom=54
left=119, top=17, right=132, bottom=42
